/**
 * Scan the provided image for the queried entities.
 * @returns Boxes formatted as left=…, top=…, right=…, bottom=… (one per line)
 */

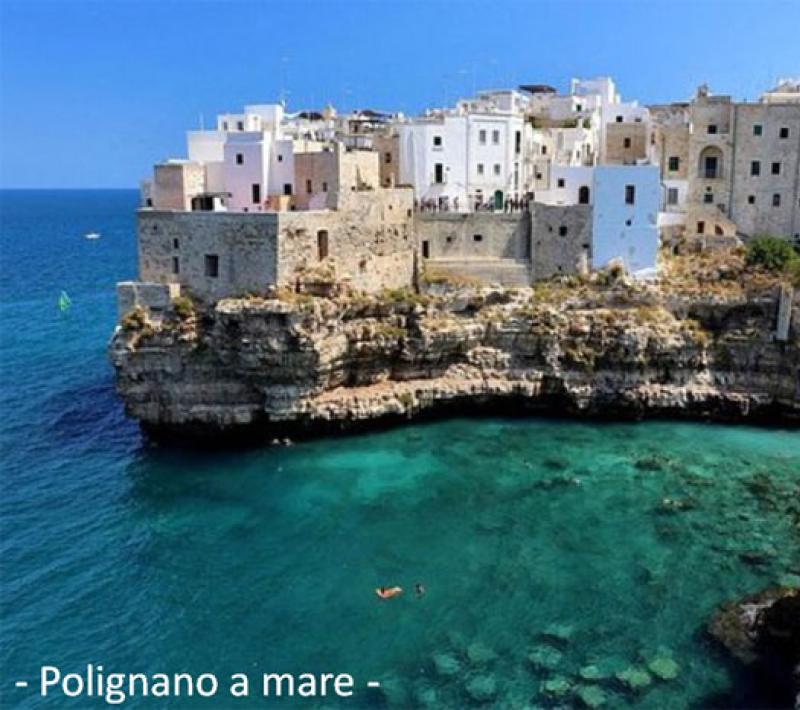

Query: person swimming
left=375, top=586, right=403, bottom=599
left=414, top=583, right=425, bottom=598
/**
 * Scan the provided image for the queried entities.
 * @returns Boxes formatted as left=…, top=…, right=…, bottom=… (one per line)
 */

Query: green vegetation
left=746, top=236, right=798, bottom=271
left=172, top=295, right=194, bottom=320
left=377, top=287, right=430, bottom=308
left=121, top=307, right=146, bottom=332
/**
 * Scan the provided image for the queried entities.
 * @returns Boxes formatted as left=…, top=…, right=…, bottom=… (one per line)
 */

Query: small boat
left=58, top=291, right=72, bottom=312
left=84, top=232, right=101, bottom=240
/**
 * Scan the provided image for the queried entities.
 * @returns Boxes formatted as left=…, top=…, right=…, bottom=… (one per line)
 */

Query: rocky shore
left=709, top=586, right=800, bottom=708
left=110, top=250, right=800, bottom=442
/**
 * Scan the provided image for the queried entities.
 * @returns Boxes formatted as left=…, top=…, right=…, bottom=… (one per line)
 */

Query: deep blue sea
left=1, top=190, right=799, bottom=709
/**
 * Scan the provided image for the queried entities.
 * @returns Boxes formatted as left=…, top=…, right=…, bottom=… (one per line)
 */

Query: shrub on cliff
left=121, top=307, right=146, bottom=332
left=172, top=296, right=194, bottom=321
left=745, top=237, right=798, bottom=271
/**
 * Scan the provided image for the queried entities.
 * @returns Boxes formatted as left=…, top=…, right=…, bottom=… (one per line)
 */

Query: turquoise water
left=1, top=191, right=799, bottom=709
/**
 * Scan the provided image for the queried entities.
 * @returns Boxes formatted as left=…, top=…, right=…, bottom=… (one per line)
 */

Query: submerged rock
left=466, top=641, right=498, bottom=665
left=615, top=666, right=652, bottom=692
left=541, top=623, right=575, bottom=645
left=527, top=645, right=563, bottom=671
left=432, top=651, right=461, bottom=677
left=465, top=673, right=497, bottom=702
left=578, top=664, right=610, bottom=682
left=647, top=654, right=680, bottom=680
left=576, top=684, right=608, bottom=708
left=540, top=675, right=572, bottom=699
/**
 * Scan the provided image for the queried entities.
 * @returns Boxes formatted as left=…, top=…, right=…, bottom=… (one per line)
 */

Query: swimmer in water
left=414, top=583, right=425, bottom=598
left=375, top=586, right=403, bottom=599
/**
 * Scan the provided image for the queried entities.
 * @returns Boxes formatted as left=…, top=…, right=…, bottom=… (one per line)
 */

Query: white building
left=396, top=90, right=528, bottom=210
left=592, top=165, right=660, bottom=275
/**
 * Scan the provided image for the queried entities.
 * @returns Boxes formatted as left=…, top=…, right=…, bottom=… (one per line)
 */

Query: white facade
left=592, top=165, right=660, bottom=276
left=396, top=90, right=527, bottom=210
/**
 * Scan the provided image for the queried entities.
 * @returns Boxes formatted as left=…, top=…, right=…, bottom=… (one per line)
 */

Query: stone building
left=651, top=83, right=800, bottom=245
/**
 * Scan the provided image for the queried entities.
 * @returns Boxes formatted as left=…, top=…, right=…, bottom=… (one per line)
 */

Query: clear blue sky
left=1, top=0, right=798, bottom=188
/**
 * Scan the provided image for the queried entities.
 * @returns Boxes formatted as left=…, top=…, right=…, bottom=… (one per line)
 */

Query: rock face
left=708, top=587, right=800, bottom=708
left=109, top=280, right=800, bottom=442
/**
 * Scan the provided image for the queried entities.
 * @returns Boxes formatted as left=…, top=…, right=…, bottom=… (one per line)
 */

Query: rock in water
left=708, top=586, right=800, bottom=706
left=540, top=676, right=572, bottom=699
left=647, top=654, right=680, bottom=681
left=465, top=674, right=497, bottom=702
left=615, top=666, right=652, bottom=692
left=466, top=641, right=498, bottom=665
left=432, top=651, right=461, bottom=677
left=527, top=645, right=563, bottom=671
left=577, top=684, right=608, bottom=708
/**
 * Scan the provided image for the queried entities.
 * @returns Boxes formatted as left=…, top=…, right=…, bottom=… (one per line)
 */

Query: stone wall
left=604, top=122, right=648, bottom=165
left=416, top=212, right=531, bottom=260
left=531, top=203, right=592, bottom=280
left=277, top=188, right=415, bottom=292
left=728, top=103, right=800, bottom=241
left=138, top=211, right=279, bottom=302
left=153, top=162, right=206, bottom=211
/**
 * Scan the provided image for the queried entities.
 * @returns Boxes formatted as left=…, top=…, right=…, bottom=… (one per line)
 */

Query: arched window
left=578, top=185, right=590, bottom=204
left=698, top=146, right=724, bottom=179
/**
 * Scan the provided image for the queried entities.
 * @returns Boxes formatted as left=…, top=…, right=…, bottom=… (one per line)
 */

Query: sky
left=0, top=0, right=798, bottom=188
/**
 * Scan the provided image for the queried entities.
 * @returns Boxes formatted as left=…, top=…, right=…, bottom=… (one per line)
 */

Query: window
left=493, top=164, right=501, bottom=176
left=317, top=230, right=329, bottom=260
left=384, top=152, right=392, bottom=164
left=515, top=131, right=521, bottom=154
left=576, top=104, right=583, bottom=112
left=283, top=183, right=292, bottom=196
left=616, top=115, right=623, bottom=123
left=779, top=127, right=789, bottom=139
left=237, top=121, right=244, bottom=131
left=668, top=156, right=680, bottom=171
left=251, top=183, right=261, bottom=204
left=624, top=184, right=635, bottom=204
left=753, top=124, right=762, bottom=136
left=541, top=145, right=547, bottom=155
left=171, top=256, right=179, bottom=274
left=558, top=226, right=568, bottom=237
left=477, top=163, right=484, bottom=175
left=277, top=154, right=283, bottom=162
left=236, top=153, right=244, bottom=165
left=578, top=185, right=590, bottom=204
left=623, top=137, right=631, bottom=148
left=751, top=160, right=760, bottom=176
left=557, top=178, right=565, bottom=188
left=704, top=155, right=719, bottom=178
left=322, top=181, right=328, bottom=192
left=707, top=124, right=717, bottom=134
left=223, top=121, right=228, bottom=131
left=473, top=234, right=483, bottom=242
left=747, top=195, right=755, bottom=204
left=204, top=254, right=219, bottom=278
left=667, top=188, right=678, bottom=205
left=421, top=241, right=430, bottom=259
left=773, top=193, right=781, bottom=207
left=479, top=129, right=487, bottom=144
left=697, top=221, right=705, bottom=234
left=772, top=162, right=781, bottom=175
left=306, top=179, right=313, bottom=194
left=434, top=163, right=444, bottom=184
left=704, top=193, right=714, bottom=204
left=173, top=238, right=179, bottom=249
left=492, top=130, right=500, bottom=144
left=433, top=135, right=442, bottom=147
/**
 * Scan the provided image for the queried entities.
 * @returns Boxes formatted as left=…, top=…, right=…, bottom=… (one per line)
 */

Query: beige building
left=652, top=84, right=800, bottom=245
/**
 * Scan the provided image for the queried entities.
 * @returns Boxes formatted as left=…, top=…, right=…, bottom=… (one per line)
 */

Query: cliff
left=110, top=251, right=800, bottom=442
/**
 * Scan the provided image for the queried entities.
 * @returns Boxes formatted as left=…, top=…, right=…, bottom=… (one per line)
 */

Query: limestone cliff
left=110, top=254, right=800, bottom=441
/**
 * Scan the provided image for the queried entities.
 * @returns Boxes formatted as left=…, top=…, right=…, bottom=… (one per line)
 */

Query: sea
left=1, top=190, right=798, bottom=709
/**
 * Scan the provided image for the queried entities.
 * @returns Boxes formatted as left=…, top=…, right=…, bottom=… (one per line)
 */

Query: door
left=494, top=190, right=503, bottom=210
